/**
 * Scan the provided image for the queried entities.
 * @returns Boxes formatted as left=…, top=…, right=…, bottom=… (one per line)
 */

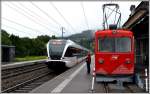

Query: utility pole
left=61, top=27, right=65, bottom=39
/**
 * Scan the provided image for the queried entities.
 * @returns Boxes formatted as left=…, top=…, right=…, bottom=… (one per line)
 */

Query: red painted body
left=95, top=30, right=134, bottom=76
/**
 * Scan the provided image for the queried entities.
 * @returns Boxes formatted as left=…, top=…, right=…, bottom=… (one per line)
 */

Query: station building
left=1, top=45, right=15, bottom=64
left=123, top=1, right=149, bottom=70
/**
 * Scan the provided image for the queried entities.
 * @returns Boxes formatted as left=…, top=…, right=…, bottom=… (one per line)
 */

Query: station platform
left=30, top=55, right=147, bottom=93
left=2, top=59, right=47, bottom=70
left=30, top=56, right=94, bottom=93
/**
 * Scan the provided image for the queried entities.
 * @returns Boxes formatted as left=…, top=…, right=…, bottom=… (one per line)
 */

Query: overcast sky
left=2, top=1, right=141, bottom=38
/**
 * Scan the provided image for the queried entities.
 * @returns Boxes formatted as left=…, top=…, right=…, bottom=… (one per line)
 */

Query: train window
left=98, top=37, right=115, bottom=52
left=64, top=47, right=73, bottom=57
left=116, top=37, right=131, bottom=52
left=98, top=37, right=131, bottom=52
left=49, top=43, right=66, bottom=56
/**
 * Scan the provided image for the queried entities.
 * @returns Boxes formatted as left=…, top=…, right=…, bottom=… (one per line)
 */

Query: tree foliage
left=1, top=29, right=52, bottom=57
left=1, top=30, right=12, bottom=45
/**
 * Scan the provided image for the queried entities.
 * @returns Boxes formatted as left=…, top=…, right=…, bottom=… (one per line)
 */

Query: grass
left=14, top=56, right=47, bottom=62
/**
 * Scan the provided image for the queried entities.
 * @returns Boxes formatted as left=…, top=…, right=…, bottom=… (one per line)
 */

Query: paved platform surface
left=61, top=63, right=92, bottom=93
left=30, top=55, right=147, bottom=93
left=30, top=56, right=94, bottom=93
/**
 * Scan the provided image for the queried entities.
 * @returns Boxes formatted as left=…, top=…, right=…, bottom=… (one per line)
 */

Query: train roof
left=66, top=40, right=89, bottom=52
left=49, top=39, right=67, bottom=44
left=48, top=39, right=89, bottom=52
left=95, top=29, right=133, bottom=36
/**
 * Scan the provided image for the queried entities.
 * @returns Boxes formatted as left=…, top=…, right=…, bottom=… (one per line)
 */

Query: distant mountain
left=64, top=30, right=95, bottom=52
left=65, top=30, right=95, bottom=42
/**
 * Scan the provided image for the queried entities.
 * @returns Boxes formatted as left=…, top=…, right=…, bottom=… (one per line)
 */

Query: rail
left=2, top=60, right=49, bottom=92
left=2, top=57, right=87, bottom=93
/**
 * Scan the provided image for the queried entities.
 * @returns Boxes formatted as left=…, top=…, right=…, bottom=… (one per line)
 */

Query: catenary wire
left=3, top=17, right=48, bottom=35
left=5, top=3, right=57, bottom=35
left=50, top=2, right=77, bottom=33
left=9, top=2, right=58, bottom=33
left=18, top=2, right=59, bottom=30
left=2, top=24, right=34, bottom=37
left=81, top=2, right=89, bottom=30
left=30, top=2, right=62, bottom=27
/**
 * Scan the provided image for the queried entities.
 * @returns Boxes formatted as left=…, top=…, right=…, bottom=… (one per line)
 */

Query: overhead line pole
left=61, top=27, right=65, bottom=39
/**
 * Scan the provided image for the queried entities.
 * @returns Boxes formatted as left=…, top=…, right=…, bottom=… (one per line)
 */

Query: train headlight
left=99, top=59, right=104, bottom=64
left=125, top=59, right=130, bottom=64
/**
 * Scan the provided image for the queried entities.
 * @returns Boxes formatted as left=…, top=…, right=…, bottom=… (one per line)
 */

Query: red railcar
left=94, top=29, right=134, bottom=81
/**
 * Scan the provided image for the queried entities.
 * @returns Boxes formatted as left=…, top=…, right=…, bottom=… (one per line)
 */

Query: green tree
left=31, top=38, right=46, bottom=56
left=52, top=35, right=56, bottom=39
left=2, top=30, right=56, bottom=57
left=21, top=37, right=32, bottom=56
left=1, top=29, right=12, bottom=45
left=9, top=34, right=22, bottom=56
left=37, top=35, right=51, bottom=43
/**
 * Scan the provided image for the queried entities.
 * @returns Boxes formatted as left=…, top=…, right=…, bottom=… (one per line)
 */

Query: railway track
left=2, top=71, right=59, bottom=93
left=93, top=81, right=145, bottom=93
left=124, top=83, right=145, bottom=93
left=103, top=82, right=109, bottom=93
left=2, top=65, right=47, bottom=79
left=2, top=63, right=49, bottom=91
left=106, top=82, right=145, bottom=93
left=1, top=61, right=63, bottom=93
left=2, top=58, right=87, bottom=93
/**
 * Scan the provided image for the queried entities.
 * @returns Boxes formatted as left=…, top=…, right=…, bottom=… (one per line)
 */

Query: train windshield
left=98, top=37, right=131, bottom=52
left=49, top=40, right=66, bottom=59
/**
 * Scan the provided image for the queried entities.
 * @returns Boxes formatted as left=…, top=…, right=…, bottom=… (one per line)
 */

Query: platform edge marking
left=51, top=63, right=86, bottom=93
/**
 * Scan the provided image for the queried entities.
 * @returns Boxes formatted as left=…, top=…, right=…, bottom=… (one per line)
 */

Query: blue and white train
left=46, top=39, right=89, bottom=70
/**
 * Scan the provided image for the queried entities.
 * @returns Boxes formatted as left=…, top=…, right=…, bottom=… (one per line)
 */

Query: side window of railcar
left=64, top=47, right=73, bottom=57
